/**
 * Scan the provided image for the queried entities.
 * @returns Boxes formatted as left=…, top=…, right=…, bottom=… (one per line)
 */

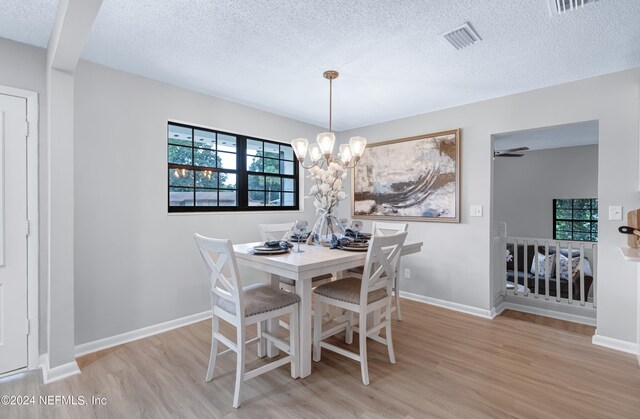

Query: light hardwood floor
left=2, top=300, right=639, bottom=418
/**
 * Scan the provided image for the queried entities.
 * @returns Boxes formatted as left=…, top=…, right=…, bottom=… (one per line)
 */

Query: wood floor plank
left=1, top=300, right=639, bottom=418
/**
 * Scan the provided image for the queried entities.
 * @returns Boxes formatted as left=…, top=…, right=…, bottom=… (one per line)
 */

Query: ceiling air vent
left=441, top=22, right=481, bottom=50
left=548, top=0, right=600, bottom=15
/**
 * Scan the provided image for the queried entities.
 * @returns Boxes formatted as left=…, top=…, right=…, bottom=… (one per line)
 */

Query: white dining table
left=233, top=240, right=423, bottom=378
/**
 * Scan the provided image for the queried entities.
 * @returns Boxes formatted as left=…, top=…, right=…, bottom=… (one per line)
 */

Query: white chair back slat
left=372, top=221, right=408, bottom=236
left=194, top=234, right=243, bottom=316
left=361, top=232, right=407, bottom=303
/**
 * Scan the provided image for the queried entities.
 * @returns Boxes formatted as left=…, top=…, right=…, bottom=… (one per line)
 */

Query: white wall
left=3, top=36, right=639, bottom=357
left=341, top=69, right=640, bottom=345
left=0, top=38, right=49, bottom=355
left=73, top=61, right=323, bottom=345
left=494, top=145, right=598, bottom=238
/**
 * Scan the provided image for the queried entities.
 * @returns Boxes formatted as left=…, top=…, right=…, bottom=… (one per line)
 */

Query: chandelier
left=291, top=70, right=367, bottom=169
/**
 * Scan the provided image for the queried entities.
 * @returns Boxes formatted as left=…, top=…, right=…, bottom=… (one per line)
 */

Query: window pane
left=168, top=145, right=192, bottom=165
left=266, top=176, right=281, bottom=191
left=248, top=191, right=265, bottom=206
left=194, top=129, right=216, bottom=150
left=220, top=173, right=236, bottom=189
left=573, top=221, right=591, bottom=232
left=247, top=155, right=263, bottom=172
left=591, top=211, right=599, bottom=221
left=196, top=170, right=218, bottom=188
left=283, top=192, right=295, bottom=206
left=555, top=199, right=572, bottom=209
left=555, top=230, right=572, bottom=240
left=556, top=209, right=572, bottom=220
left=282, top=161, right=294, bottom=175
left=573, top=199, right=591, bottom=210
left=264, top=158, right=279, bottom=174
left=573, top=232, right=591, bottom=241
left=168, top=124, right=192, bottom=146
left=247, top=139, right=262, bottom=156
left=248, top=174, right=265, bottom=190
left=196, top=189, right=218, bottom=206
left=574, top=210, right=590, bottom=220
left=556, top=221, right=571, bottom=231
left=218, top=151, right=236, bottom=170
left=267, top=191, right=280, bottom=205
left=218, top=134, right=236, bottom=153
left=283, top=178, right=295, bottom=191
left=194, top=148, right=217, bottom=168
left=281, top=145, right=294, bottom=161
left=169, top=168, right=194, bottom=187
left=264, top=142, right=279, bottom=158
left=219, top=190, right=237, bottom=206
left=169, top=187, right=192, bottom=206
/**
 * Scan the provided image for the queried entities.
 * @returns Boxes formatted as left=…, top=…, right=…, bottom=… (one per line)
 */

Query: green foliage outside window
left=553, top=198, right=598, bottom=242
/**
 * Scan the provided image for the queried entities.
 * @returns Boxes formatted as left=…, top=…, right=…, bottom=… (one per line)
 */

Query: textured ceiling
left=2, top=1, right=640, bottom=131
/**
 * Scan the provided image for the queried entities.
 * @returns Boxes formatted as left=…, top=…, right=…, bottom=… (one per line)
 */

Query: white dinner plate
left=251, top=246, right=290, bottom=255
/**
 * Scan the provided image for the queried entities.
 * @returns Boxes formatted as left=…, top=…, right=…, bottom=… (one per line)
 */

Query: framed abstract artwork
left=351, top=129, right=461, bottom=223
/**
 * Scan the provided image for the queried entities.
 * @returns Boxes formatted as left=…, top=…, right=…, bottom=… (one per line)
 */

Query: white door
left=0, top=93, right=28, bottom=374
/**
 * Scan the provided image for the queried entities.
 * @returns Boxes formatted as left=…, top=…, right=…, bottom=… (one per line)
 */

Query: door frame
left=0, top=85, right=39, bottom=371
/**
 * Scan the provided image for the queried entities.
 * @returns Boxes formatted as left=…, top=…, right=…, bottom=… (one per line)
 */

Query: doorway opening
left=490, top=120, right=598, bottom=325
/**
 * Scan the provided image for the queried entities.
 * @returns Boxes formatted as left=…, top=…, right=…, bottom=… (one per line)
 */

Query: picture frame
left=351, top=129, right=461, bottom=223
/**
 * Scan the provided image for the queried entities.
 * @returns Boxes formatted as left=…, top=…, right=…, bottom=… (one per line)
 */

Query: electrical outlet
left=404, top=268, right=411, bottom=279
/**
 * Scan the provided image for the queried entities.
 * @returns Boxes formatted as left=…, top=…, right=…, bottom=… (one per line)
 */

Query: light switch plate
left=470, top=205, right=483, bottom=217
left=608, top=205, right=622, bottom=221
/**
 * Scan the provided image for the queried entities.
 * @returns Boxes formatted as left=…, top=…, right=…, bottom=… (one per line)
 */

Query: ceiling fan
left=493, top=146, right=529, bottom=158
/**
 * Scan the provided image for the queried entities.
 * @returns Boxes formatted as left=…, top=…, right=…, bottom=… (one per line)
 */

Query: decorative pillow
left=530, top=253, right=555, bottom=278
left=557, top=253, right=593, bottom=279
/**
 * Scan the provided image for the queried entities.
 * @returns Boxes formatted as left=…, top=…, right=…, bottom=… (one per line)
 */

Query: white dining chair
left=312, top=231, right=407, bottom=385
left=258, top=223, right=333, bottom=291
left=348, top=221, right=408, bottom=320
left=194, top=233, right=299, bottom=408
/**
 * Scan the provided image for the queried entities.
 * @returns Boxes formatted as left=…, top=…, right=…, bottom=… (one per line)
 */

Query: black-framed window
left=168, top=122, right=298, bottom=212
left=553, top=198, right=598, bottom=242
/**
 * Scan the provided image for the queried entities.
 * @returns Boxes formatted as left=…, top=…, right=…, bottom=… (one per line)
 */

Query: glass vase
left=311, top=211, right=345, bottom=246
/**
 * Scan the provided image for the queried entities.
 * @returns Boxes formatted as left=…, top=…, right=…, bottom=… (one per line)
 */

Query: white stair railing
left=500, top=236, right=597, bottom=309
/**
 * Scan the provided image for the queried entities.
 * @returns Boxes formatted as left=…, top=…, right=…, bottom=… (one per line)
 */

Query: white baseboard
left=400, top=291, right=493, bottom=319
left=497, top=301, right=596, bottom=326
left=592, top=332, right=639, bottom=355
left=75, top=310, right=212, bottom=357
left=40, top=354, right=80, bottom=384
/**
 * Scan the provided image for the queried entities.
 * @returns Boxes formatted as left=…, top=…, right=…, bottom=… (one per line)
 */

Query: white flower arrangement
left=307, top=162, right=348, bottom=214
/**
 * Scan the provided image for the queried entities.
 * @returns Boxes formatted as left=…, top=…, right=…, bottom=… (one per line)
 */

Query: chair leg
left=358, top=311, right=369, bottom=385
left=385, top=302, right=396, bottom=364
left=233, top=325, right=246, bottom=409
left=395, top=275, right=402, bottom=321
left=345, top=311, right=354, bottom=344
left=257, top=320, right=266, bottom=358
left=290, top=305, right=299, bottom=378
left=206, top=315, right=219, bottom=382
left=313, top=296, right=322, bottom=362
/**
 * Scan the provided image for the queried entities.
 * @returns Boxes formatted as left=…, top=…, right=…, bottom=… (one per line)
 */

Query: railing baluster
left=533, top=240, right=539, bottom=298
left=544, top=241, right=550, bottom=301
left=523, top=240, right=529, bottom=297
left=579, top=243, right=585, bottom=306
left=592, top=244, right=597, bottom=309
left=567, top=243, right=573, bottom=305
left=513, top=239, right=519, bottom=296
left=555, top=242, right=561, bottom=303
